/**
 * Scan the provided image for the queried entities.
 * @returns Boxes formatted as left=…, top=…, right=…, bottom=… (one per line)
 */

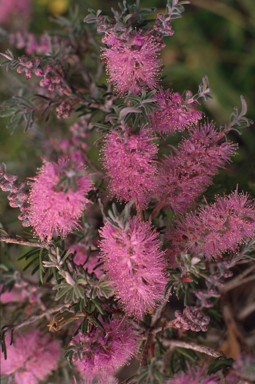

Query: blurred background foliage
left=0, top=0, right=254, bottom=231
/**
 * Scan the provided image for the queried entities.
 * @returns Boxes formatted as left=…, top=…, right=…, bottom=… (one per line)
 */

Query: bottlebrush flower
left=165, top=365, right=219, bottom=384
left=150, top=88, right=203, bottom=135
left=99, top=216, right=167, bottom=318
left=0, top=330, right=62, bottom=384
left=70, top=317, right=139, bottom=383
left=168, top=190, right=255, bottom=260
left=101, top=30, right=162, bottom=96
left=101, top=127, right=158, bottom=209
left=156, top=122, right=237, bottom=213
left=27, top=157, right=93, bottom=241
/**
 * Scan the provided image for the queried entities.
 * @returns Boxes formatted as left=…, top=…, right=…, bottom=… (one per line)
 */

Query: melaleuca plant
left=0, top=1, right=255, bottom=384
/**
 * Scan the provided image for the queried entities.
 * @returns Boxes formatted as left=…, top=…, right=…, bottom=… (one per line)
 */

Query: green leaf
left=207, top=356, right=234, bottom=375
left=23, top=257, right=39, bottom=271
left=38, top=248, right=44, bottom=283
left=164, top=281, right=173, bottom=296
left=18, top=248, right=40, bottom=261
left=87, top=315, right=105, bottom=334
left=31, top=265, right=40, bottom=275
left=91, top=298, right=104, bottom=314
left=65, top=288, right=73, bottom=303
left=55, top=287, right=71, bottom=301
left=175, top=347, right=197, bottom=362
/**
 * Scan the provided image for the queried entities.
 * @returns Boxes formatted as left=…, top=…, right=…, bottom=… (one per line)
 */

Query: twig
left=237, top=301, right=255, bottom=321
left=162, top=339, right=224, bottom=358
left=163, top=346, right=174, bottom=375
left=2, top=303, right=70, bottom=331
left=136, top=199, right=144, bottom=222
left=151, top=290, right=172, bottom=328
left=0, top=236, right=52, bottom=250
left=221, top=301, right=250, bottom=353
left=140, top=332, right=152, bottom=367
left=149, top=195, right=168, bottom=221
left=220, top=264, right=255, bottom=293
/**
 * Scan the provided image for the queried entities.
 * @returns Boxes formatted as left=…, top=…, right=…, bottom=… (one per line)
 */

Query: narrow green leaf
left=91, top=299, right=104, bottom=314
left=23, top=257, right=39, bottom=271
left=39, top=248, right=44, bottom=284
left=56, top=286, right=71, bottom=301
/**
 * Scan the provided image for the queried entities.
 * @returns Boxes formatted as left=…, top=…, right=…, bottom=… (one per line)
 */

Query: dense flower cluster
left=157, top=122, right=237, bottom=212
left=15, top=55, right=72, bottom=99
left=101, top=30, right=162, bottom=95
left=9, top=32, right=62, bottom=55
left=99, top=216, right=167, bottom=318
left=151, top=88, right=203, bottom=134
left=0, top=330, right=62, bottom=384
left=169, top=191, right=255, bottom=260
left=70, top=318, right=139, bottom=383
left=27, top=157, right=93, bottom=241
left=101, top=127, right=158, bottom=209
left=171, top=306, right=210, bottom=332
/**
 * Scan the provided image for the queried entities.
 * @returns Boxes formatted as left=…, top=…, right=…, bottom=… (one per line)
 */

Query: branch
left=0, top=236, right=53, bottom=250
left=151, top=290, right=172, bottom=327
left=220, top=264, right=255, bottom=293
left=162, top=339, right=224, bottom=358
left=140, top=332, right=152, bottom=367
left=150, top=195, right=168, bottom=221
left=2, top=303, right=70, bottom=331
left=238, top=301, right=255, bottom=321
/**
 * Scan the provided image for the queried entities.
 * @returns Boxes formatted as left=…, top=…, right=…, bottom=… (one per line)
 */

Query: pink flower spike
left=156, top=122, right=237, bottom=213
left=101, top=126, right=158, bottom=209
left=99, top=216, right=167, bottom=318
left=0, top=330, right=62, bottom=384
left=101, top=30, right=162, bottom=96
left=70, top=317, right=139, bottom=382
left=150, top=88, right=203, bottom=135
left=169, top=190, right=255, bottom=260
left=27, top=157, right=94, bottom=241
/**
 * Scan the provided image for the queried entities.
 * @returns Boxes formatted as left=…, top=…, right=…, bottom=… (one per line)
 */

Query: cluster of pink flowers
left=50, top=115, right=93, bottom=160
left=169, top=191, right=255, bottom=260
left=101, top=30, right=162, bottom=95
left=9, top=32, right=62, bottom=55
left=150, top=88, right=203, bottom=135
left=99, top=216, right=167, bottom=318
left=16, top=56, right=69, bottom=96
left=101, top=127, right=158, bottom=209
left=0, top=170, right=28, bottom=209
left=27, top=157, right=93, bottom=241
left=0, top=330, right=62, bottom=384
left=157, top=122, right=237, bottom=213
left=171, top=306, right=210, bottom=332
left=70, top=317, right=139, bottom=383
